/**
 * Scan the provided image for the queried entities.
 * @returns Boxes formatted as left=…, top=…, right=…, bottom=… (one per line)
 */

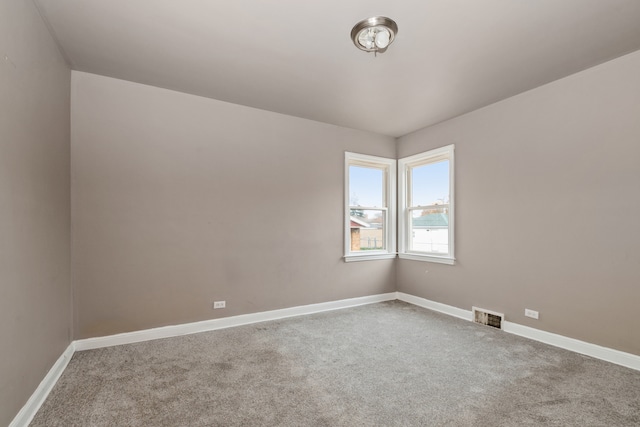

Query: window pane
left=410, top=206, right=449, bottom=254
left=411, top=160, right=449, bottom=207
left=349, top=166, right=384, bottom=208
left=349, top=209, right=385, bottom=251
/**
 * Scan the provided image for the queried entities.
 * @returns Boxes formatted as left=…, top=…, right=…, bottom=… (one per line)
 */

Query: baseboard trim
left=11, top=290, right=640, bottom=426
left=397, top=292, right=640, bottom=371
left=502, top=321, right=640, bottom=371
left=9, top=343, right=76, bottom=427
left=397, top=292, right=472, bottom=321
left=10, top=292, right=396, bottom=425
left=74, top=292, right=398, bottom=351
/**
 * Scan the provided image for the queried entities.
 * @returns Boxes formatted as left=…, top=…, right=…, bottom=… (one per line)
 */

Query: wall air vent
left=472, top=306, right=504, bottom=329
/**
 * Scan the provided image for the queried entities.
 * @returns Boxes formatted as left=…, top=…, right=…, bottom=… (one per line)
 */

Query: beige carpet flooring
left=30, top=301, right=640, bottom=426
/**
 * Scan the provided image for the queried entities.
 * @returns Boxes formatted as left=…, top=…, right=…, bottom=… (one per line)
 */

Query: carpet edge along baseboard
left=9, top=291, right=640, bottom=427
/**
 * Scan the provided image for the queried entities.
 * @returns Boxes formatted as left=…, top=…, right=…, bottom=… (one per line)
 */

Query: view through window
left=349, top=165, right=385, bottom=251
left=408, top=159, right=450, bottom=254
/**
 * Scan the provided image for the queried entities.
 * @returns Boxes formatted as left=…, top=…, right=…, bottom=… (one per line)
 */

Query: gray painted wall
left=71, top=71, right=396, bottom=339
left=0, top=1, right=71, bottom=425
left=397, top=50, right=640, bottom=356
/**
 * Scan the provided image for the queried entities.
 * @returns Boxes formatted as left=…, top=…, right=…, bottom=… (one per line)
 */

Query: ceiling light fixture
left=351, top=16, right=398, bottom=54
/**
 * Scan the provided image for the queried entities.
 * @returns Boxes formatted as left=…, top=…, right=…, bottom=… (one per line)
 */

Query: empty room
left=2, top=0, right=640, bottom=426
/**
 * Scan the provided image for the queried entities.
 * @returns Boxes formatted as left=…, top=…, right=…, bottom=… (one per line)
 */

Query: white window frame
left=398, top=145, right=455, bottom=265
left=344, top=152, right=396, bottom=262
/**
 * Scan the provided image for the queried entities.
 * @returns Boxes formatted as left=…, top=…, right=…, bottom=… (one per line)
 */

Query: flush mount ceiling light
left=351, top=16, right=398, bottom=54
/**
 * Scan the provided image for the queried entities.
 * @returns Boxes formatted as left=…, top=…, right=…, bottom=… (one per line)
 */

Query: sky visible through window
left=349, top=160, right=449, bottom=209
left=411, top=160, right=449, bottom=206
left=349, top=166, right=384, bottom=207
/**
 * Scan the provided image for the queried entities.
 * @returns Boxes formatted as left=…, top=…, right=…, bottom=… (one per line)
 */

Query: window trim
left=344, top=152, right=396, bottom=262
left=398, top=145, right=455, bottom=264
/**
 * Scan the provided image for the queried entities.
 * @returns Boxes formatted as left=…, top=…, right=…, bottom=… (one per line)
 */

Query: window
left=344, top=152, right=396, bottom=261
left=398, top=145, right=455, bottom=264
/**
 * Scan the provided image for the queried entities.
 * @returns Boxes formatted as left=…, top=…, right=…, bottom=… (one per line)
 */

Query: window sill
left=398, top=253, right=455, bottom=265
left=344, top=253, right=397, bottom=262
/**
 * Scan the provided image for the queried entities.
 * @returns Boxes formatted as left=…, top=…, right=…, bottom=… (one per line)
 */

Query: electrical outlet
left=213, top=301, right=226, bottom=309
left=525, top=308, right=539, bottom=319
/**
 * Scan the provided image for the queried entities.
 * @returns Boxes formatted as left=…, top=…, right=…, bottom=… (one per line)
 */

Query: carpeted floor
left=30, top=301, right=640, bottom=426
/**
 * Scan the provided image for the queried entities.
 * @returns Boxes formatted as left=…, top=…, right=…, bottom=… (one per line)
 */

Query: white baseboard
left=9, top=343, right=76, bottom=427
left=397, top=291, right=640, bottom=371
left=11, top=290, right=640, bottom=427
left=74, top=292, right=397, bottom=351
left=11, top=292, right=395, bottom=426
left=502, top=321, right=640, bottom=371
left=397, top=292, right=472, bottom=321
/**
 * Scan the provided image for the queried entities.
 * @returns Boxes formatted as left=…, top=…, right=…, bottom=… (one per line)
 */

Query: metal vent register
left=472, top=307, right=504, bottom=329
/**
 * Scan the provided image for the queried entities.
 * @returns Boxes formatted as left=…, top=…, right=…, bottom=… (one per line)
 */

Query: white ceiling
left=36, top=0, right=640, bottom=137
